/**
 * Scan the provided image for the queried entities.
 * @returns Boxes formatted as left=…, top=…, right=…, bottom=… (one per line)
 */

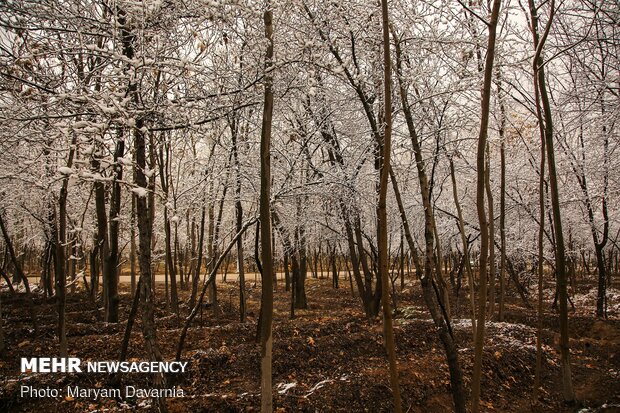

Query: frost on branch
left=131, top=187, right=149, bottom=198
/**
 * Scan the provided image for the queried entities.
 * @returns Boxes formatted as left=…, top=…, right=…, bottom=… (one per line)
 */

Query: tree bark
left=106, top=136, right=124, bottom=323
left=378, top=2, right=402, bottom=410
left=259, top=5, right=274, bottom=412
left=485, top=144, right=496, bottom=319
left=231, top=116, right=247, bottom=323
left=528, top=0, right=575, bottom=403
left=392, top=30, right=466, bottom=413
left=470, top=2, right=502, bottom=411
left=448, top=156, right=477, bottom=337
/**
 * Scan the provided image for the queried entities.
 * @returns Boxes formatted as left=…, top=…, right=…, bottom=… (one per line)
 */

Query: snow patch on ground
left=452, top=319, right=553, bottom=353
left=572, top=287, right=620, bottom=315
left=275, top=381, right=297, bottom=394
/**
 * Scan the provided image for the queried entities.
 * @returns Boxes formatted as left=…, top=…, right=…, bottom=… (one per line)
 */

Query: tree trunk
left=528, top=0, right=575, bottom=402
left=448, top=156, right=477, bottom=337
left=55, top=134, right=76, bottom=356
left=486, top=144, right=496, bottom=319
left=106, top=136, right=124, bottom=323
left=294, top=225, right=308, bottom=309
left=92, top=150, right=111, bottom=321
left=130, top=195, right=137, bottom=296
left=392, top=30, right=466, bottom=412
left=470, top=2, right=502, bottom=411
left=134, top=122, right=166, bottom=400
left=534, top=54, right=547, bottom=396
left=230, top=113, right=247, bottom=323
left=190, top=203, right=206, bottom=309
left=259, top=6, right=274, bottom=411
left=378, top=2, right=402, bottom=410
left=498, top=73, right=508, bottom=322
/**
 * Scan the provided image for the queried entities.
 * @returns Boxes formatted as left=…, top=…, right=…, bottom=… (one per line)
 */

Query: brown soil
left=1, top=278, right=619, bottom=412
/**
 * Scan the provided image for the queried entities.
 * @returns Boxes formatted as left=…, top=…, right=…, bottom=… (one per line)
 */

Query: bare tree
left=259, top=3, right=275, bottom=411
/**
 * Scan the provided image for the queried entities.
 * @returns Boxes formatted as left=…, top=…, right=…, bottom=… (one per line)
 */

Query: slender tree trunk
left=392, top=31, right=466, bottom=413
left=378, top=2, right=402, bottom=409
left=295, top=224, right=308, bottom=309
left=498, top=74, right=507, bottom=322
left=93, top=155, right=111, bottom=319
left=163, top=209, right=179, bottom=314
left=343, top=211, right=372, bottom=319
left=158, top=138, right=179, bottom=315
left=230, top=115, right=246, bottom=323
left=528, top=0, right=575, bottom=402
left=119, top=278, right=141, bottom=363
left=54, top=135, right=76, bottom=356
left=134, top=122, right=166, bottom=401
left=207, top=186, right=216, bottom=307
left=190, top=203, right=206, bottom=309
left=534, top=65, right=547, bottom=397
left=448, top=156, right=477, bottom=337
left=89, top=241, right=99, bottom=301
left=283, top=249, right=290, bottom=292
left=470, top=2, right=502, bottom=411
left=130, top=195, right=137, bottom=296
left=259, top=5, right=274, bottom=411
left=106, top=137, right=124, bottom=323
left=486, top=144, right=496, bottom=319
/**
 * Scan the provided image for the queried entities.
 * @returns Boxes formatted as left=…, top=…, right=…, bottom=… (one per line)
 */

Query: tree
left=259, top=3, right=275, bottom=411
left=378, top=1, right=402, bottom=411
left=526, top=0, right=576, bottom=403
left=466, top=0, right=503, bottom=411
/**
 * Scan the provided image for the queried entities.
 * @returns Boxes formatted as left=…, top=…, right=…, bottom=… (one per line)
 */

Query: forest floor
left=1, top=276, right=620, bottom=412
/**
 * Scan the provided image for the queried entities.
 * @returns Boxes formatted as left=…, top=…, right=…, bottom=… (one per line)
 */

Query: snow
left=83, top=126, right=101, bottom=134
left=572, top=287, right=620, bottom=315
left=72, top=121, right=90, bottom=129
left=131, top=187, right=149, bottom=198
left=451, top=318, right=553, bottom=353
left=97, top=103, right=117, bottom=115
left=58, top=167, right=74, bottom=175
left=117, top=156, right=133, bottom=166
left=304, top=379, right=333, bottom=398
left=275, top=381, right=297, bottom=394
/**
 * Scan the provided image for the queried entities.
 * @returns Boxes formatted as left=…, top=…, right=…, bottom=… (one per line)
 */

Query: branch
left=457, top=0, right=491, bottom=26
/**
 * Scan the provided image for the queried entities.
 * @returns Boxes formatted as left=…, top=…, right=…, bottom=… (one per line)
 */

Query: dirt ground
left=1, top=276, right=619, bottom=412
